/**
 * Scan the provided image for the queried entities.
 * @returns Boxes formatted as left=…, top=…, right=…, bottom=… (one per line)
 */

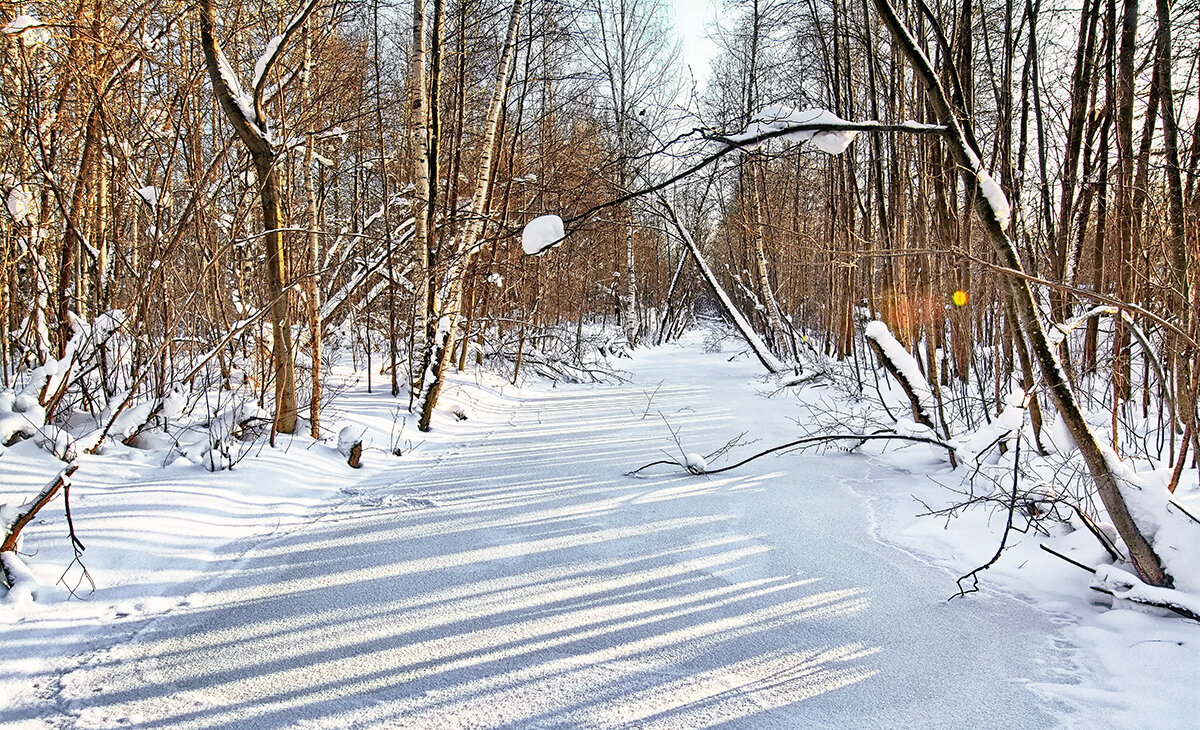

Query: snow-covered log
left=1, top=465, right=78, bottom=589
left=864, top=321, right=938, bottom=434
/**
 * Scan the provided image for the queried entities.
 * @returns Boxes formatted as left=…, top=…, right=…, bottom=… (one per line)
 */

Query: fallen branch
left=1040, top=545, right=1200, bottom=622
left=628, top=432, right=957, bottom=476
left=955, top=431, right=1025, bottom=596
left=1071, top=503, right=1125, bottom=563
left=1039, top=543, right=1097, bottom=574
left=57, top=477, right=94, bottom=598
left=1090, top=565, right=1200, bottom=622
left=1, top=465, right=79, bottom=588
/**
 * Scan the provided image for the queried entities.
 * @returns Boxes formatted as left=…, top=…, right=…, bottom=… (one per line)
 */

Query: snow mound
left=337, top=426, right=363, bottom=457
left=684, top=453, right=707, bottom=474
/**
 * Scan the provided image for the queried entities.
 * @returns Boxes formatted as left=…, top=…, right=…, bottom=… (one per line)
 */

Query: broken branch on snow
left=628, top=432, right=957, bottom=477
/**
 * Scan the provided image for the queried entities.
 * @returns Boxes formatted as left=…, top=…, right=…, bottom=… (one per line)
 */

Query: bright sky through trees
left=670, top=0, right=718, bottom=93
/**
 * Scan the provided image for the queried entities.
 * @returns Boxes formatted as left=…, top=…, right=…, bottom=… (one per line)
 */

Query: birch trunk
left=417, top=0, right=522, bottom=431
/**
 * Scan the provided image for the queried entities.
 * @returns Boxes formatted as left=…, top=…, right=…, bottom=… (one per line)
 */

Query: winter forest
left=2, top=0, right=1200, bottom=725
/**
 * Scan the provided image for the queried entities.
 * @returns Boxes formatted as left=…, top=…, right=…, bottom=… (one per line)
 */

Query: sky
left=670, top=0, right=720, bottom=95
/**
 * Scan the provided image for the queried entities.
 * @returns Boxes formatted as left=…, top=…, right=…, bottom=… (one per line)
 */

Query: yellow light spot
left=952, top=290, right=968, bottom=307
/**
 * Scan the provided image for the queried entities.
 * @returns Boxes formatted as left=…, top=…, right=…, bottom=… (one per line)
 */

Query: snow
left=977, top=169, right=1011, bottom=230
left=726, top=106, right=859, bottom=154
left=665, top=205, right=787, bottom=374
left=0, top=552, right=39, bottom=604
left=336, top=425, right=363, bottom=457
left=134, top=185, right=168, bottom=209
left=211, top=46, right=268, bottom=142
left=521, top=214, right=565, bottom=255
left=252, top=34, right=284, bottom=91
left=3, top=15, right=50, bottom=45
left=864, top=320, right=936, bottom=426
left=3, top=15, right=44, bottom=33
left=1, top=331, right=1198, bottom=727
left=6, top=186, right=35, bottom=224
left=958, top=388, right=1026, bottom=461
left=1092, top=564, right=1200, bottom=618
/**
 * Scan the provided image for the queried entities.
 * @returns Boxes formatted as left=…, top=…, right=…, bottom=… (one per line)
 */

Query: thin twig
left=955, top=429, right=1024, bottom=596
left=1168, top=499, right=1200, bottom=526
left=1071, top=503, right=1124, bottom=562
left=1039, top=543, right=1098, bottom=574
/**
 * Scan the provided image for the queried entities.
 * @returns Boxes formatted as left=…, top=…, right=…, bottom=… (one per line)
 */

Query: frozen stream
left=47, top=339, right=1080, bottom=728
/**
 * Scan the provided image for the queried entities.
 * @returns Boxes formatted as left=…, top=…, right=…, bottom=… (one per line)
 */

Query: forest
left=2, top=0, right=1200, bottom=596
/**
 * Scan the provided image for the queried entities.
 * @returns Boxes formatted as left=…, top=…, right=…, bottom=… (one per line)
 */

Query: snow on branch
left=1, top=465, right=80, bottom=597
left=864, top=320, right=940, bottom=436
left=722, top=107, right=861, bottom=153
left=521, top=215, right=564, bottom=256
left=1040, top=545, right=1200, bottom=622
left=657, top=197, right=788, bottom=374
left=713, top=109, right=947, bottom=153
left=518, top=111, right=945, bottom=258
left=3, top=14, right=50, bottom=46
left=251, top=0, right=321, bottom=101
left=320, top=225, right=416, bottom=328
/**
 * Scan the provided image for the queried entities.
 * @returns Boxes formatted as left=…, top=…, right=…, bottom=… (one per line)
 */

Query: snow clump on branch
left=725, top=106, right=860, bottom=154
left=521, top=214, right=565, bottom=256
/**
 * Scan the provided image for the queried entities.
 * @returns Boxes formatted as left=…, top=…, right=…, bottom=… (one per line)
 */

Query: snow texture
left=212, top=46, right=267, bottom=142
left=0, top=333, right=1197, bottom=728
left=3, top=14, right=43, bottom=33
left=521, top=214, right=565, bottom=255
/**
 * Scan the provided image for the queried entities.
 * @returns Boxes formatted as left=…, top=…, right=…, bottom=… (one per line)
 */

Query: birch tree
left=416, top=0, right=523, bottom=431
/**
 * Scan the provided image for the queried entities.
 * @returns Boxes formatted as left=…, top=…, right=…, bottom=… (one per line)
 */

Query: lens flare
left=952, top=290, right=968, bottom=307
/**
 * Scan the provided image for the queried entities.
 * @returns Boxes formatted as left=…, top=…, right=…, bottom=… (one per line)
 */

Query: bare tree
left=198, top=0, right=323, bottom=436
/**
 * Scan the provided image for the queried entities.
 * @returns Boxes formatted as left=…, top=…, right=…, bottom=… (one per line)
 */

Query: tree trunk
left=873, top=0, right=1172, bottom=587
left=417, top=0, right=523, bottom=431
left=197, top=0, right=314, bottom=435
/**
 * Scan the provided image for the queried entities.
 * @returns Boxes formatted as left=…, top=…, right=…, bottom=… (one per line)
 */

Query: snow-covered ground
left=2, top=330, right=1198, bottom=728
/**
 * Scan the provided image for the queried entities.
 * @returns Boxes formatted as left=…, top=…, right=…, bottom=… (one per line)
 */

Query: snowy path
left=45, top=341, right=1078, bottom=728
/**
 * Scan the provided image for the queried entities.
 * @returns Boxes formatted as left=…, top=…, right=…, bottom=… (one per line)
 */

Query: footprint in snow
left=354, top=494, right=437, bottom=510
